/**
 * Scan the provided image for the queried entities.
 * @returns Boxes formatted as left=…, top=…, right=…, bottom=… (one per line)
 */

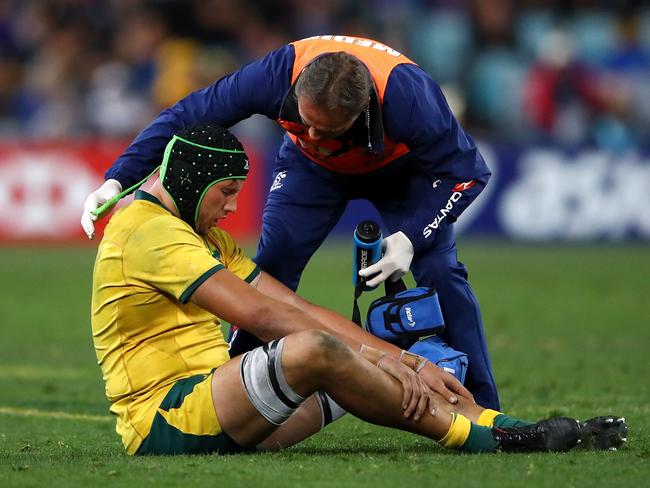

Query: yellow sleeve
left=124, top=215, right=224, bottom=303
left=206, top=228, right=260, bottom=283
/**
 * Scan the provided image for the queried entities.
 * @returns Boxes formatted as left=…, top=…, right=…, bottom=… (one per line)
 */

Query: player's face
left=195, top=179, right=244, bottom=235
left=297, top=96, right=358, bottom=141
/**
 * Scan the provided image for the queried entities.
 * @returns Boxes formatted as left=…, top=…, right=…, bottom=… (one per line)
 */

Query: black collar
left=278, top=81, right=385, bottom=155
left=134, top=190, right=171, bottom=213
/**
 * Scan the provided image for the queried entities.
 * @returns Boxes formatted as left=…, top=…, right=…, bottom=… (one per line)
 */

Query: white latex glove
left=358, top=231, right=414, bottom=288
left=81, top=179, right=122, bottom=239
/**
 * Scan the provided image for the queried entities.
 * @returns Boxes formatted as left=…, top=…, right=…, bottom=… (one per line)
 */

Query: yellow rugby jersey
left=91, top=190, right=259, bottom=454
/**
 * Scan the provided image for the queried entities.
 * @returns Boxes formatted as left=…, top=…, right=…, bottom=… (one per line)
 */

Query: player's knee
left=289, top=330, right=351, bottom=373
left=306, top=330, right=349, bottom=363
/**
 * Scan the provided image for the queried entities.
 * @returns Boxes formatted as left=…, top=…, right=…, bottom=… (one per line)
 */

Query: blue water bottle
left=353, top=220, right=383, bottom=292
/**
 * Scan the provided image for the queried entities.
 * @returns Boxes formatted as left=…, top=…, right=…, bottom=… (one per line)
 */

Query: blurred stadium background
left=0, top=0, right=649, bottom=243
left=1, top=1, right=649, bottom=485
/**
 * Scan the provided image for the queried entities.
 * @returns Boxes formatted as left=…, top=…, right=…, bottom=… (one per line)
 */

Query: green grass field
left=1, top=241, right=649, bottom=487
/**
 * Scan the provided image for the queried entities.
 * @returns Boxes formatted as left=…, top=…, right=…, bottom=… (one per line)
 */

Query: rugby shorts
left=136, top=370, right=249, bottom=455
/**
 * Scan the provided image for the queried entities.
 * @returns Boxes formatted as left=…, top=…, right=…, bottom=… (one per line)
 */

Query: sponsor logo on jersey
left=452, top=180, right=476, bottom=192
left=422, top=192, right=463, bottom=238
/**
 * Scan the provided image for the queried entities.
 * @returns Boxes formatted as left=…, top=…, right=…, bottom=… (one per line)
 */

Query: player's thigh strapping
left=240, top=338, right=309, bottom=424
left=240, top=338, right=346, bottom=428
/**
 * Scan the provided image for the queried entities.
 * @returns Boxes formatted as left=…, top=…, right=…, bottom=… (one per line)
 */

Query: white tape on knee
left=315, top=391, right=347, bottom=428
left=240, top=338, right=306, bottom=425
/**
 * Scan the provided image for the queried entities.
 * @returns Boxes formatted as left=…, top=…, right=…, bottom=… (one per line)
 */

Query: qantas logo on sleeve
left=452, top=180, right=476, bottom=192
left=422, top=180, right=476, bottom=239
left=422, top=192, right=462, bottom=238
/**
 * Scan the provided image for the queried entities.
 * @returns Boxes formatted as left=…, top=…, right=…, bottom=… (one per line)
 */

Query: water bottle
left=353, top=220, right=383, bottom=291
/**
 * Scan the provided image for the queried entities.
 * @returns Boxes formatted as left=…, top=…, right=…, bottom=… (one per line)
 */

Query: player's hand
left=418, top=361, right=475, bottom=405
left=81, top=179, right=122, bottom=239
left=376, top=355, right=436, bottom=421
left=358, top=231, right=414, bottom=288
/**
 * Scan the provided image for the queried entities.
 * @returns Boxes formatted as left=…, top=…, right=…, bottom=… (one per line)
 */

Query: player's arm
left=192, top=268, right=321, bottom=342
left=191, top=268, right=432, bottom=415
left=249, top=270, right=473, bottom=404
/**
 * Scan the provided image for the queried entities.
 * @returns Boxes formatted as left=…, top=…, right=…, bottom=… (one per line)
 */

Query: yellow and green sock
left=439, top=413, right=498, bottom=453
left=477, top=409, right=533, bottom=429
left=439, top=410, right=535, bottom=453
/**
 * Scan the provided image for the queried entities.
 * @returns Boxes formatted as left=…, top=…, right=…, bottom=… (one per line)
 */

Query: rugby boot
left=577, top=416, right=627, bottom=450
left=492, top=417, right=580, bottom=452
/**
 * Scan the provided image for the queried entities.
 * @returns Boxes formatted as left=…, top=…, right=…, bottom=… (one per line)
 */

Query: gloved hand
left=81, top=179, right=122, bottom=239
left=358, top=231, right=414, bottom=288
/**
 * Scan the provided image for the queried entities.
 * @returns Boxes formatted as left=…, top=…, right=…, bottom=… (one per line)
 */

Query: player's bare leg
left=257, top=392, right=480, bottom=451
left=257, top=382, right=534, bottom=451
left=284, top=331, right=454, bottom=437
left=256, top=396, right=323, bottom=450
left=212, top=330, right=582, bottom=452
left=212, top=330, right=452, bottom=447
left=258, top=370, right=485, bottom=451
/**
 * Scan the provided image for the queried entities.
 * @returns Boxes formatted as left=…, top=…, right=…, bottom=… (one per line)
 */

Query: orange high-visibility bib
left=277, top=35, right=415, bottom=174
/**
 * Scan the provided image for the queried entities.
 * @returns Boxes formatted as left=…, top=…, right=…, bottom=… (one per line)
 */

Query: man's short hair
left=295, top=52, right=372, bottom=117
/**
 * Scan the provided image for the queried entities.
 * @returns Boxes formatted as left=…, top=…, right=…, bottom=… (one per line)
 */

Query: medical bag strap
left=351, top=281, right=365, bottom=326
left=381, top=293, right=420, bottom=336
left=351, top=277, right=407, bottom=327
left=385, top=277, right=407, bottom=296
left=381, top=287, right=439, bottom=336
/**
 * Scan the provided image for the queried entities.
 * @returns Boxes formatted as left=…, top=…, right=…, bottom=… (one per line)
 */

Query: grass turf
left=0, top=241, right=648, bottom=487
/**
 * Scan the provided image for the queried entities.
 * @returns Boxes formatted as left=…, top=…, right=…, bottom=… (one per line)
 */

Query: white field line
left=0, top=406, right=111, bottom=423
left=0, top=365, right=97, bottom=379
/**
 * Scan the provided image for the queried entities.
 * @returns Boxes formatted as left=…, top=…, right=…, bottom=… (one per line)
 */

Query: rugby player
left=91, top=125, right=626, bottom=455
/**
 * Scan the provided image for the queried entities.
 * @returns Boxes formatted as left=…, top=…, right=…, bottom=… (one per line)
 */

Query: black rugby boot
left=577, top=416, right=627, bottom=450
left=492, top=417, right=580, bottom=452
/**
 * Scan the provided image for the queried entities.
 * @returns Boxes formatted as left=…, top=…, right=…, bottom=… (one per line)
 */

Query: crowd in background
left=0, top=0, right=648, bottom=152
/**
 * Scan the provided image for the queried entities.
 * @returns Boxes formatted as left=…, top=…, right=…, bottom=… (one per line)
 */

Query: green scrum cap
left=159, top=125, right=249, bottom=227
left=90, top=125, right=249, bottom=228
